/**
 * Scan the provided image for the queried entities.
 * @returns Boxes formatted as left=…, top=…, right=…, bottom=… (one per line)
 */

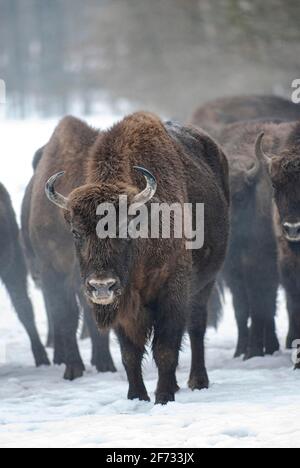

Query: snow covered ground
left=0, top=113, right=300, bottom=449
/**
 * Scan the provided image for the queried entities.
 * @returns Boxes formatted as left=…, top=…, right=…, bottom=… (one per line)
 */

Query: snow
left=1, top=113, right=300, bottom=449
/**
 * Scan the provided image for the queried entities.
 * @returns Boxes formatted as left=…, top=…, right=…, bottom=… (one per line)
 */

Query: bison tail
left=207, top=278, right=225, bottom=329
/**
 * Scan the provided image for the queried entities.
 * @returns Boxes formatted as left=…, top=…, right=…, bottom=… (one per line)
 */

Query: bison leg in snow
left=245, top=260, right=279, bottom=359
left=226, top=270, right=250, bottom=358
left=152, top=320, right=184, bottom=405
left=151, top=277, right=186, bottom=404
left=188, top=284, right=212, bottom=391
left=41, top=270, right=85, bottom=380
left=116, top=326, right=150, bottom=402
left=78, top=293, right=116, bottom=373
left=1, top=247, right=50, bottom=367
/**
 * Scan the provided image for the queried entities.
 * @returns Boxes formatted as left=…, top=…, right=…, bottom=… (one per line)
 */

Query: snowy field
left=0, top=112, right=300, bottom=449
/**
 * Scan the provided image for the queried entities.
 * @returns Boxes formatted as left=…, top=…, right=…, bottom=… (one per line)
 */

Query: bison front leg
left=153, top=293, right=185, bottom=405
left=152, top=328, right=183, bottom=405
left=116, top=326, right=150, bottom=402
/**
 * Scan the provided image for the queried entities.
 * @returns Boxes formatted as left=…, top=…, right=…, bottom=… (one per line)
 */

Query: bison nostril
left=283, top=223, right=290, bottom=234
left=107, top=280, right=117, bottom=291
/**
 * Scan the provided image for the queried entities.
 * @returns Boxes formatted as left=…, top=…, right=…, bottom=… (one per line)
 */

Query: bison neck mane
left=86, top=112, right=174, bottom=187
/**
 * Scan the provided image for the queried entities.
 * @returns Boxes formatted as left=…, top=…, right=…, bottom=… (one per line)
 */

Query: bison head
left=45, top=167, right=157, bottom=326
left=256, top=132, right=300, bottom=243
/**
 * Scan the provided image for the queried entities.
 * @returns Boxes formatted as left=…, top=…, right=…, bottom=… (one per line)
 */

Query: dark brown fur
left=0, top=183, right=49, bottom=366
left=215, top=121, right=296, bottom=358
left=259, top=121, right=300, bottom=365
left=30, top=112, right=229, bottom=403
left=22, top=139, right=116, bottom=380
left=191, top=95, right=300, bottom=138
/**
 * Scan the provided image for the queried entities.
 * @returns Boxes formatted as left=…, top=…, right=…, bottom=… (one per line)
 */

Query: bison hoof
left=294, top=362, right=300, bottom=370
left=95, top=361, right=117, bottom=373
left=128, top=391, right=150, bottom=402
left=234, top=339, right=248, bottom=358
left=265, top=339, right=280, bottom=356
left=155, top=392, right=175, bottom=405
left=244, top=348, right=264, bottom=360
left=92, top=355, right=117, bottom=373
left=35, top=352, right=51, bottom=367
left=234, top=349, right=245, bottom=359
left=188, top=372, right=209, bottom=391
left=63, top=363, right=85, bottom=381
left=234, top=346, right=247, bottom=359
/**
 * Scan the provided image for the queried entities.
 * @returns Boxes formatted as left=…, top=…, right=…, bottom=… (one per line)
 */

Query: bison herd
left=1, top=94, right=300, bottom=405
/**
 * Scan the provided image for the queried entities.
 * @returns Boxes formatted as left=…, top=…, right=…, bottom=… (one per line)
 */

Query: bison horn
left=255, top=132, right=273, bottom=167
left=45, top=172, right=69, bottom=210
left=133, top=166, right=157, bottom=206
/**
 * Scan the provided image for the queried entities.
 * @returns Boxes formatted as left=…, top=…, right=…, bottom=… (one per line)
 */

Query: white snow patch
left=0, top=115, right=300, bottom=448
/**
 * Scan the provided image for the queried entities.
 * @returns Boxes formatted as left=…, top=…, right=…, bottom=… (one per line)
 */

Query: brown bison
left=0, top=183, right=49, bottom=366
left=255, top=122, right=300, bottom=366
left=191, top=96, right=300, bottom=358
left=212, top=121, right=295, bottom=358
left=190, top=95, right=300, bottom=137
left=22, top=147, right=117, bottom=380
left=38, top=112, right=229, bottom=404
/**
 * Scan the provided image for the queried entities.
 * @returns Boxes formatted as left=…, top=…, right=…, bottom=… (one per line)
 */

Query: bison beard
left=92, top=302, right=119, bottom=329
left=42, top=111, right=229, bottom=404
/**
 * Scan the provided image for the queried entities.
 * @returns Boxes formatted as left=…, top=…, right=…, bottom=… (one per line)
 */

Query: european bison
left=42, top=112, right=229, bottom=404
left=191, top=95, right=300, bottom=137
left=213, top=121, right=294, bottom=358
left=22, top=146, right=116, bottom=380
left=0, top=182, right=49, bottom=366
left=255, top=122, right=300, bottom=365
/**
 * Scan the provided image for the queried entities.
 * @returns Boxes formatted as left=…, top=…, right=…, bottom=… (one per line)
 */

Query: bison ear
left=254, top=133, right=273, bottom=172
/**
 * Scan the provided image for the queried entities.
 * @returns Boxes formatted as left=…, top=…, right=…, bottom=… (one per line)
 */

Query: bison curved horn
left=45, top=172, right=69, bottom=210
left=133, top=166, right=157, bottom=206
left=255, top=133, right=273, bottom=168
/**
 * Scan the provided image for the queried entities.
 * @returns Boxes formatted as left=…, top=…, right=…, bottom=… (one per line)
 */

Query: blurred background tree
left=0, top=0, right=299, bottom=119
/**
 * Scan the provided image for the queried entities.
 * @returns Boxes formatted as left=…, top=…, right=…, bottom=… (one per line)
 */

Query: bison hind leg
left=41, top=270, right=85, bottom=381
left=78, top=297, right=116, bottom=373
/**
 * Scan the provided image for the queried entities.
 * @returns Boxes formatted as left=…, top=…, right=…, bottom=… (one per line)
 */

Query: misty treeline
left=0, top=0, right=299, bottom=119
